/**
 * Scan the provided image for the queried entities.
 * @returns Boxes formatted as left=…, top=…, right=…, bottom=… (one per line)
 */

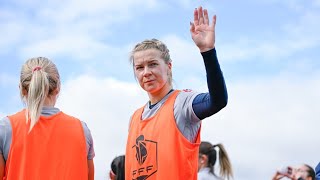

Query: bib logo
left=132, top=135, right=158, bottom=180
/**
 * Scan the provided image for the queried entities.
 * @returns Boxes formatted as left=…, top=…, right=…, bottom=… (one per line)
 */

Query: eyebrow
left=135, top=59, right=158, bottom=66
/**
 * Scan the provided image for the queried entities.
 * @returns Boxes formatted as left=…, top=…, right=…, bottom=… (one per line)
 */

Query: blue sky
left=1, top=0, right=319, bottom=179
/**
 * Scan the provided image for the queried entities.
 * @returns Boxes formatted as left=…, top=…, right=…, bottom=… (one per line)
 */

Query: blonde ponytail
left=215, top=144, right=233, bottom=180
left=199, top=142, right=233, bottom=180
left=20, top=57, right=60, bottom=131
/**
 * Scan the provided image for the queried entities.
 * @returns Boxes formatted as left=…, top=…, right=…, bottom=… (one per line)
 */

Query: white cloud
left=0, top=20, right=26, bottom=54
left=257, top=0, right=305, bottom=12
left=174, top=0, right=193, bottom=9
left=163, top=34, right=203, bottom=69
left=218, top=8, right=320, bottom=63
left=20, top=36, right=115, bottom=61
left=0, top=0, right=164, bottom=59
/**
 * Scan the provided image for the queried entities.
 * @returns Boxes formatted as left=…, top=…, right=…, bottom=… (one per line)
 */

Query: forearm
left=193, top=48, right=228, bottom=120
left=88, top=159, right=94, bottom=180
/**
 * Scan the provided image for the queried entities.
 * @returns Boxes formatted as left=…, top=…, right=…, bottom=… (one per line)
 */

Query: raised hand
left=190, top=6, right=216, bottom=52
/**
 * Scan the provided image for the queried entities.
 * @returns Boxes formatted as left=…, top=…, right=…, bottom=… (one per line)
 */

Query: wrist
left=199, top=46, right=215, bottom=53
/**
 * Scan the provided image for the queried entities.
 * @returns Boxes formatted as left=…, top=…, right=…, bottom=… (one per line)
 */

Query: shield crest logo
left=132, top=135, right=158, bottom=180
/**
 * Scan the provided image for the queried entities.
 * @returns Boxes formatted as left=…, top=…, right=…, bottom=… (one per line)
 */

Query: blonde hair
left=129, top=38, right=173, bottom=85
left=199, top=142, right=233, bottom=180
left=20, top=57, right=60, bottom=131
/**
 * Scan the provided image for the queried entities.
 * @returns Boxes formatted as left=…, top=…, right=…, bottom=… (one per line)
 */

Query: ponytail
left=199, top=142, right=233, bottom=180
left=215, top=144, right=233, bottom=180
left=26, top=67, right=50, bottom=130
left=20, top=57, right=60, bottom=131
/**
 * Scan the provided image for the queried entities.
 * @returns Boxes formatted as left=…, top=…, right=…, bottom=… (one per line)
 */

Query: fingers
left=194, top=8, right=199, bottom=26
left=190, top=22, right=195, bottom=33
left=211, top=14, right=217, bottom=28
left=194, top=6, right=216, bottom=27
left=198, top=6, right=204, bottom=25
left=204, top=9, right=209, bottom=25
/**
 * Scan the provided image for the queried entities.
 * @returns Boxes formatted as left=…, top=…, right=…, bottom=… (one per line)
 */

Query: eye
left=149, top=63, right=158, bottom=67
left=135, top=66, right=143, bottom=71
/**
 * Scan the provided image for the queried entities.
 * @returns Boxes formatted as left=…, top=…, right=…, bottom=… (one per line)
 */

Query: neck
left=148, top=84, right=172, bottom=105
left=43, top=96, right=57, bottom=107
left=199, top=163, right=208, bottom=170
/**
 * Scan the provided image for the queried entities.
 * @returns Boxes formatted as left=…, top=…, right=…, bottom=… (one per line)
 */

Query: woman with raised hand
left=125, top=6, right=228, bottom=180
left=0, top=57, right=95, bottom=180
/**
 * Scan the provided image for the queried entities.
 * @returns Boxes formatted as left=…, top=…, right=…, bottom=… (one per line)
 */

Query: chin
left=144, top=87, right=160, bottom=94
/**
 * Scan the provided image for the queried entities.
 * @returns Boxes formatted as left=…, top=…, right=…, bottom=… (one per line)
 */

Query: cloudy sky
left=1, top=0, right=319, bottom=179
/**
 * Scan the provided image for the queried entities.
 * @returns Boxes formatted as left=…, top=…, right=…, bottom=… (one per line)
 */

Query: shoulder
left=0, top=116, right=11, bottom=132
left=80, top=121, right=94, bottom=144
left=59, top=112, right=86, bottom=127
left=178, top=89, right=199, bottom=96
left=176, top=89, right=200, bottom=102
left=59, top=112, right=89, bottom=133
left=174, top=89, right=200, bottom=113
left=60, top=112, right=80, bottom=121
left=0, top=117, right=12, bottom=152
left=80, top=121, right=91, bottom=132
left=6, top=109, right=25, bottom=121
left=197, top=170, right=208, bottom=180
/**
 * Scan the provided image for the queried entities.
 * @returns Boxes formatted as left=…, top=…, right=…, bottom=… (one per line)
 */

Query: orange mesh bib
left=126, top=90, right=201, bottom=180
left=5, top=109, right=88, bottom=180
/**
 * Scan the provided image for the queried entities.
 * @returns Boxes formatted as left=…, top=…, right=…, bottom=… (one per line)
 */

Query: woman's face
left=294, top=165, right=312, bottom=180
left=133, top=49, right=171, bottom=94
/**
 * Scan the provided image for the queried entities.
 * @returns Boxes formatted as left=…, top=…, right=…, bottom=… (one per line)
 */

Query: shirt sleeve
left=0, top=117, right=12, bottom=162
left=174, top=90, right=201, bottom=143
left=81, top=121, right=95, bottom=160
left=192, top=48, right=228, bottom=120
left=0, top=118, right=5, bottom=155
left=316, top=162, right=320, bottom=179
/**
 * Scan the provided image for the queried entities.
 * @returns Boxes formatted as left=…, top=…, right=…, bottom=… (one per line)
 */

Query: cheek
left=134, top=71, right=143, bottom=83
left=161, top=68, right=170, bottom=80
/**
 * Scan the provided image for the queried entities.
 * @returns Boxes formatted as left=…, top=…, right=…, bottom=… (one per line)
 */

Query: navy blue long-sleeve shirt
left=193, top=48, right=228, bottom=120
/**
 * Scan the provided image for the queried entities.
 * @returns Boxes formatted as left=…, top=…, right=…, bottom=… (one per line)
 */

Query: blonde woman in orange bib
left=0, top=57, right=95, bottom=180
left=126, top=6, right=228, bottom=180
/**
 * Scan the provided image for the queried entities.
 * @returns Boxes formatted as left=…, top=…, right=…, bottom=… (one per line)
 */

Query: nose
left=143, top=66, right=152, bottom=77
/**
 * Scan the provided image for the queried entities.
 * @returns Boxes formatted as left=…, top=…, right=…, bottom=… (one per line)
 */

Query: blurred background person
left=315, top=163, right=320, bottom=180
left=198, top=141, right=233, bottom=180
left=109, top=155, right=125, bottom=180
left=272, top=164, right=315, bottom=180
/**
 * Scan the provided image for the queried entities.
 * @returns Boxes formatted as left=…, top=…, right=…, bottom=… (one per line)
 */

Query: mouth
left=144, top=80, right=154, bottom=83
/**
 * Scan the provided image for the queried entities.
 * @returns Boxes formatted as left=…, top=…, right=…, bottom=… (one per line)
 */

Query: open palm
left=190, top=7, right=216, bottom=52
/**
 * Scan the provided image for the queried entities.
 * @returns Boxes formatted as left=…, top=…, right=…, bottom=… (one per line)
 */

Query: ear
left=52, top=87, right=60, bottom=96
left=199, top=154, right=206, bottom=163
left=167, top=62, right=172, bottom=70
left=109, top=170, right=116, bottom=179
left=51, top=84, right=61, bottom=96
left=19, top=84, right=28, bottom=96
